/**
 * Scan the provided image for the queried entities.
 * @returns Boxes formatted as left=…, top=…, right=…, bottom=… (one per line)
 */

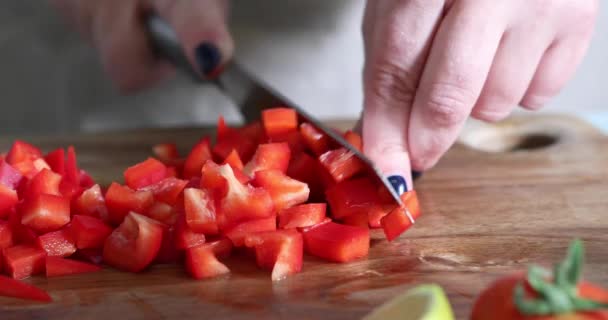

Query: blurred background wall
left=0, top=0, right=606, bottom=135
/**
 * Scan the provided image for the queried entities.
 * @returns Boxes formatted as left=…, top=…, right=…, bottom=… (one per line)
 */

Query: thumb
left=154, top=0, right=234, bottom=77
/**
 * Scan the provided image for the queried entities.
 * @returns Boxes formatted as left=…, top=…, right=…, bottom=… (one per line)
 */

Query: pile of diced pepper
left=0, top=107, right=420, bottom=302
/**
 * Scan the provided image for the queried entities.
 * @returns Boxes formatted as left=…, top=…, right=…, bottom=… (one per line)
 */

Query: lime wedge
left=362, top=284, right=455, bottom=320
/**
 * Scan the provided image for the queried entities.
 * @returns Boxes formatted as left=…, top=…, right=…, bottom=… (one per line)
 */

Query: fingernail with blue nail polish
left=195, top=42, right=221, bottom=75
left=412, top=171, right=423, bottom=180
left=388, top=175, right=408, bottom=195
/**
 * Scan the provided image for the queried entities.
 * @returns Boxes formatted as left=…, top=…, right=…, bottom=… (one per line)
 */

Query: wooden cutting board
left=0, top=114, right=606, bottom=320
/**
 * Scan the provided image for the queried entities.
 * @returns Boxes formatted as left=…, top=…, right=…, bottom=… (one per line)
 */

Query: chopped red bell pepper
left=381, top=190, right=421, bottom=241
left=278, top=203, right=326, bottom=229
left=299, top=123, right=330, bottom=155
left=36, top=229, right=76, bottom=257
left=3, top=245, right=47, bottom=279
left=185, top=239, right=232, bottom=280
left=5, top=140, right=42, bottom=166
left=343, top=130, right=363, bottom=151
left=79, top=170, right=96, bottom=189
left=0, top=184, right=18, bottom=219
left=243, top=143, right=291, bottom=177
left=155, top=226, right=181, bottom=264
left=45, top=256, right=102, bottom=277
left=341, top=211, right=369, bottom=228
left=71, top=215, right=113, bottom=249
left=244, top=230, right=303, bottom=281
left=184, top=188, right=219, bottom=235
left=262, top=108, right=298, bottom=139
left=73, top=184, right=109, bottom=221
left=142, top=177, right=188, bottom=206
left=174, top=213, right=207, bottom=250
left=124, top=157, right=168, bottom=190
left=222, top=149, right=244, bottom=170
left=44, top=148, right=65, bottom=176
left=145, top=201, right=177, bottom=225
left=302, top=221, right=369, bottom=263
left=64, top=146, right=80, bottom=185
left=103, top=212, right=163, bottom=272
left=367, top=204, right=389, bottom=229
left=0, top=220, right=14, bottom=249
left=0, top=161, right=23, bottom=190
left=253, top=169, right=309, bottom=212
left=152, top=142, right=179, bottom=164
left=23, top=169, right=62, bottom=199
left=286, top=153, right=324, bottom=202
left=325, top=177, right=381, bottom=219
left=73, top=248, right=103, bottom=265
left=0, top=275, right=51, bottom=302
left=270, top=131, right=306, bottom=156
left=8, top=211, right=38, bottom=245
left=224, top=217, right=277, bottom=246
left=104, top=182, right=154, bottom=225
left=200, top=160, right=228, bottom=199
left=318, top=148, right=365, bottom=183
left=20, top=194, right=70, bottom=234
left=183, top=138, right=213, bottom=179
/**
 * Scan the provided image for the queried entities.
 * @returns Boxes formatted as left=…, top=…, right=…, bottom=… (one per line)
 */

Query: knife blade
left=144, top=14, right=411, bottom=218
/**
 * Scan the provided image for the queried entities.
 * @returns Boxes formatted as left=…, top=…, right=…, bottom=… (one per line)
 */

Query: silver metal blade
left=214, top=62, right=406, bottom=209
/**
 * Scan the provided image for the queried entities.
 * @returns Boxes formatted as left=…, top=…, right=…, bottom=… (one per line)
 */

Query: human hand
left=50, top=0, right=233, bottom=92
left=361, top=0, right=598, bottom=191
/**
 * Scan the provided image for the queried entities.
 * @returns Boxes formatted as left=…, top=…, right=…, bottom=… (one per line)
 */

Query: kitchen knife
left=144, top=13, right=412, bottom=220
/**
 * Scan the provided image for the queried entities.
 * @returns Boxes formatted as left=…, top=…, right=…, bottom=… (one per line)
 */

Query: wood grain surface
left=0, top=114, right=606, bottom=320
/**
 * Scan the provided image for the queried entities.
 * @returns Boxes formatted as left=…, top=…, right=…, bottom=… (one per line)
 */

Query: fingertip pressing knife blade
left=144, top=13, right=410, bottom=217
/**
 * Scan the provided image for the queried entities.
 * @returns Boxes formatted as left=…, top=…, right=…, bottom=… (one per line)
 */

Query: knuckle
left=520, top=94, right=549, bottom=110
left=423, top=82, right=474, bottom=127
left=366, top=60, right=417, bottom=109
left=472, top=108, right=511, bottom=123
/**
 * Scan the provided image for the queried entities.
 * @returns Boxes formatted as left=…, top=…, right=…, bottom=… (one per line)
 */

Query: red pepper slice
left=145, top=202, right=178, bottom=225
left=300, top=123, right=330, bottom=155
left=286, top=153, right=325, bottom=202
left=155, top=226, right=181, bottom=264
left=23, top=169, right=62, bottom=200
left=262, top=108, right=298, bottom=139
left=0, top=184, right=18, bottom=219
left=224, top=217, right=277, bottom=246
left=302, top=221, right=369, bottom=263
left=184, top=188, right=219, bottom=235
left=45, top=256, right=102, bottom=277
left=0, top=161, right=23, bottom=190
left=2, top=245, right=47, bottom=279
left=318, top=148, right=365, bottom=183
left=278, top=203, right=326, bottom=229
left=183, top=138, right=213, bottom=179
left=152, top=143, right=179, bottom=164
left=343, top=130, right=362, bottom=151
left=5, top=140, right=42, bottom=166
left=8, top=211, right=37, bottom=245
left=174, top=213, right=207, bottom=250
left=73, top=184, right=109, bottom=221
left=0, top=275, right=51, bottom=302
left=124, top=157, right=168, bottom=190
left=381, top=190, right=421, bottom=241
left=102, top=212, right=163, bottom=272
left=222, top=149, right=244, bottom=170
left=185, top=239, right=232, bottom=280
left=325, top=177, right=381, bottom=219
left=141, top=177, right=188, bottom=206
left=244, top=229, right=303, bottom=281
left=71, top=215, right=113, bottom=249
left=36, top=228, right=76, bottom=257
left=243, top=143, right=291, bottom=177
left=20, top=194, right=71, bottom=234
left=341, top=211, right=369, bottom=228
left=253, top=169, right=310, bottom=212
left=104, top=183, right=154, bottom=225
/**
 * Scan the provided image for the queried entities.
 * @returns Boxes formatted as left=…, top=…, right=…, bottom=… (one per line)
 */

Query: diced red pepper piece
left=318, top=148, right=365, bottom=183
left=184, top=188, right=218, bottom=235
left=71, top=215, right=113, bottom=249
left=21, top=194, right=70, bottom=234
left=253, top=169, right=309, bottom=212
left=341, top=211, right=369, bottom=228
left=103, top=212, right=163, bottom=272
left=155, top=226, right=181, bottom=264
left=200, top=161, right=228, bottom=198
left=73, top=248, right=103, bottom=265
left=243, top=143, right=291, bottom=177
left=174, top=214, right=206, bottom=250
left=367, top=204, right=389, bottom=229
left=0, top=184, right=18, bottom=219
left=142, top=177, right=188, bottom=206
left=262, top=108, right=298, bottom=139
left=73, top=184, right=109, bottom=221
left=44, top=148, right=65, bottom=176
left=105, top=182, right=154, bottom=225
left=213, top=122, right=259, bottom=163
left=302, top=221, right=369, bottom=263
left=185, top=239, right=232, bottom=280
left=79, top=170, right=96, bottom=189
left=216, top=164, right=274, bottom=226
left=381, top=190, right=421, bottom=241
left=183, top=138, right=213, bottom=179
left=244, top=230, right=303, bottom=281
left=297, top=217, right=332, bottom=233
left=278, top=203, right=326, bottom=229
left=45, top=256, right=102, bottom=277
left=64, top=146, right=80, bottom=184
left=343, top=130, right=362, bottom=151
left=5, top=140, right=42, bottom=166
left=0, top=161, right=23, bottom=189
left=8, top=211, right=37, bottom=245
left=23, top=169, right=62, bottom=199
left=270, top=131, right=306, bottom=156
left=3, top=245, right=47, bottom=279
left=146, top=202, right=178, bottom=225
left=152, top=143, right=179, bottom=163
left=325, top=177, right=381, bottom=219
left=0, top=275, right=51, bottom=302
left=36, top=229, right=76, bottom=257
left=224, top=217, right=277, bottom=246
left=124, top=158, right=167, bottom=190
left=0, top=220, right=14, bottom=249
left=300, top=123, right=330, bottom=155
left=165, top=166, right=178, bottom=178
left=11, top=161, right=37, bottom=180
left=223, top=149, right=244, bottom=170
left=286, top=153, right=324, bottom=202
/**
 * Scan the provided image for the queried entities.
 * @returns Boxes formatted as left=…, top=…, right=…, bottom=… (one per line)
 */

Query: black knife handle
left=145, top=13, right=206, bottom=83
